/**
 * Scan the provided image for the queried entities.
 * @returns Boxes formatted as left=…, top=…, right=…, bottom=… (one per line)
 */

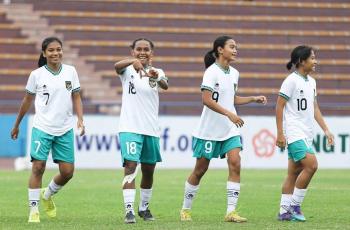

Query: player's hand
left=254, top=96, right=267, bottom=105
left=147, top=68, right=159, bottom=79
left=325, top=130, right=334, bottom=146
left=276, top=133, right=286, bottom=150
left=11, top=126, right=19, bottom=140
left=227, top=112, right=244, bottom=128
left=132, top=60, right=145, bottom=78
left=77, top=120, right=85, bottom=136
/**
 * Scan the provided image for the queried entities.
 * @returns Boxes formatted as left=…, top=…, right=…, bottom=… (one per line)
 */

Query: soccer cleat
left=180, top=209, right=192, bottom=221
left=290, top=205, right=306, bottom=221
left=40, top=188, right=56, bottom=218
left=124, top=211, right=136, bottom=224
left=28, top=210, right=40, bottom=223
left=138, top=208, right=155, bottom=221
left=278, top=212, right=292, bottom=221
left=224, top=211, right=247, bottom=223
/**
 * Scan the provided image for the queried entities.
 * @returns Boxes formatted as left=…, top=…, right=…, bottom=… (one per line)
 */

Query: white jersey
left=193, top=63, right=240, bottom=141
left=26, top=64, right=81, bottom=136
left=279, top=71, right=317, bottom=144
left=118, top=65, right=167, bottom=137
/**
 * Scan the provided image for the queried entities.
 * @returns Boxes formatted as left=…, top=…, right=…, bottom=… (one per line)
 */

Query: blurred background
left=0, top=0, right=349, bottom=170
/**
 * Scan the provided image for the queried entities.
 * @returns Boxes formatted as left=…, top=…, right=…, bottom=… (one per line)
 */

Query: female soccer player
left=11, top=37, right=85, bottom=223
left=180, top=35, right=267, bottom=222
left=276, top=45, right=334, bottom=221
left=114, top=38, right=168, bottom=224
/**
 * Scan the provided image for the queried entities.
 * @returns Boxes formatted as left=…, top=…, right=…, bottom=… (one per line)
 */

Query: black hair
left=130, top=38, right=154, bottom=50
left=38, top=37, right=63, bottom=67
left=204, top=35, right=233, bottom=68
left=286, top=45, right=314, bottom=71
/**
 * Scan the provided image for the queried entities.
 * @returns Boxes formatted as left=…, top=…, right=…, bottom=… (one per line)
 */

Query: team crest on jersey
left=65, top=81, right=72, bottom=91
left=149, top=78, right=157, bottom=88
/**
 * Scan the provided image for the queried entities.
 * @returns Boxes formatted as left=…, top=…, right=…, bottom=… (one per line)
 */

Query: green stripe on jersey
left=45, top=64, right=62, bottom=76
left=26, top=89, right=35, bottom=95
left=279, top=92, right=289, bottom=100
left=72, top=87, right=80, bottom=93
left=201, top=85, right=214, bottom=92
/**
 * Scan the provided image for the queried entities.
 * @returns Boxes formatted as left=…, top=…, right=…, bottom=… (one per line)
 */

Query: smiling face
left=131, top=40, right=153, bottom=66
left=300, top=50, right=317, bottom=73
left=43, top=41, right=63, bottom=66
left=218, top=39, right=238, bottom=62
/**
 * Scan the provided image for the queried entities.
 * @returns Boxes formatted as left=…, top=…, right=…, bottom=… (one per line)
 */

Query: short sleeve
left=201, top=68, right=216, bottom=92
left=25, top=72, right=36, bottom=95
left=279, top=77, right=295, bottom=100
left=71, top=67, right=81, bottom=93
left=119, top=65, right=132, bottom=81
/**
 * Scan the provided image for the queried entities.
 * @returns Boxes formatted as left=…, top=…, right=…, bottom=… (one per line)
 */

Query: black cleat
left=138, top=209, right=155, bottom=221
left=124, top=211, right=136, bottom=224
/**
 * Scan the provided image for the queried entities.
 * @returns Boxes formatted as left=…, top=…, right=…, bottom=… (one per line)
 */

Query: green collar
left=294, top=71, right=308, bottom=81
left=215, top=62, right=230, bottom=74
left=45, top=64, right=62, bottom=76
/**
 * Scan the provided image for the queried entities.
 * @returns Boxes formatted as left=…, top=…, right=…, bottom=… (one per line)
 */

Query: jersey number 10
left=297, top=98, right=307, bottom=111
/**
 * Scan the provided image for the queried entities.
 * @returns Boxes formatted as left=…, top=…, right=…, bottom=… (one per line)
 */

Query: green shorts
left=30, top=127, right=74, bottom=163
left=192, top=136, right=242, bottom=160
left=288, top=139, right=315, bottom=162
left=119, top=132, right=162, bottom=166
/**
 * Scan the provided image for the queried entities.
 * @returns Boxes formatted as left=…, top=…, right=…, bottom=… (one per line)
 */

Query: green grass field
left=1, top=169, right=349, bottom=229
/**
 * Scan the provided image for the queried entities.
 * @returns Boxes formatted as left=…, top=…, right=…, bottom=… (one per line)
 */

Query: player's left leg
left=138, top=163, right=156, bottom=221
left=138, top=135, right=161, bottom=221
left=290, top=153, right=318, bottom=221
left=41, top=129, right=75, bottom=218
left=225, top=147, right=247, bottom=223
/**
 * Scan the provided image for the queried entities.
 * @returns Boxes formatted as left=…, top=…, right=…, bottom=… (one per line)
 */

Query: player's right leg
left=120, top=132, right=143, bottom=224
left=180, top=157, right=210, bottom=221
left=28, top=160, right=46, bottom=223
left=123, top=160, right=138, bottom=224
left=28, top=128, right=51, bottom=223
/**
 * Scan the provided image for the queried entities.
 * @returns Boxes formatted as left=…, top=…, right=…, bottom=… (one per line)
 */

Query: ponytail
left=204, top=50, right=216, bottom=68
left=286, top=45, right=314, bottom=71
left=38, top=53, right=47, bottom=67
left=204, top=35, right=233, bottom=69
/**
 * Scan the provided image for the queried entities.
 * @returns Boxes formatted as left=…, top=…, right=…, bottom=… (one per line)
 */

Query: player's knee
left=61, top=169, right=74, bottom=181
left=125, top=164, right=137, bottom=175
left=307, top=162, right=318, bottom=174
left=194, top=166, right=208, bottom=179
left=32, top=163, right=45, bottom=176
left=228, top=160, right=241, bottom=172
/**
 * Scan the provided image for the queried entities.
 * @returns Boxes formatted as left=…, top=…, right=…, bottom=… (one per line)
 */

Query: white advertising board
left=26, top=116, right=350, bottom=169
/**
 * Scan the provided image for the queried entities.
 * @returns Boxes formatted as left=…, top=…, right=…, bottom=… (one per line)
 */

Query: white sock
left=291, top=187, right=307, bottom=207
left=182, top=181, right=199, bottom=210
left=139, top=188, right=152, bottom=212
left=123, top=189, right=136, bottom=214
left=28, top=188, right=40, bottom=212
left=226, top=181, right=240, bottom=214
left=44, top=179, right=62, bottom=200
left=279, top=194, right=292, bottom=214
